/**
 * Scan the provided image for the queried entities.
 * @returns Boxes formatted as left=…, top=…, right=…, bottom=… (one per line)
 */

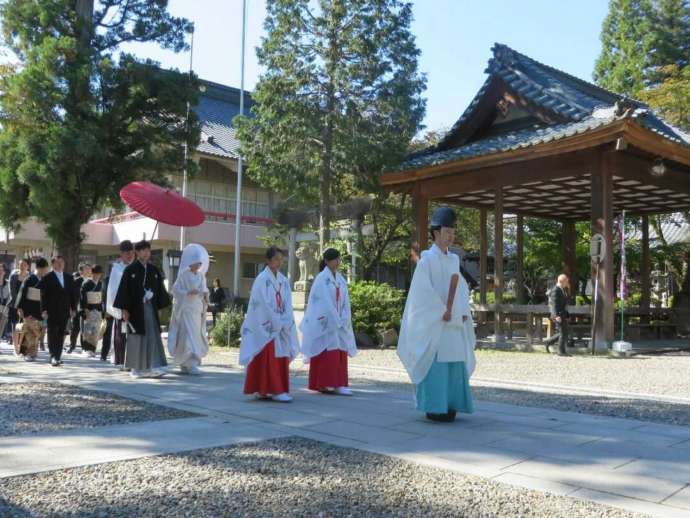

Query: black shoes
left=426, top=410, right=457, bottom=423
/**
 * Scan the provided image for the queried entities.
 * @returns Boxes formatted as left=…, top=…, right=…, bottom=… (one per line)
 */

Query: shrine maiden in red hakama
left=300, top=248, right=357, bottom=396
left=239, top=247, right=299, bottom=403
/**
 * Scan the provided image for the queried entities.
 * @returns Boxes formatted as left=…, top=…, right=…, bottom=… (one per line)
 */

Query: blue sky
left=122, top=0, right=610, bottom=132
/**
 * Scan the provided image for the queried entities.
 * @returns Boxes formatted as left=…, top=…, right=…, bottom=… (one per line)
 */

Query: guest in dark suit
left=209, top=278, right=226, bottom=327
left=546, top=274, right=570, bottom=357
left=68, top=262, right=91, bottom=354
left=39, top=256, right=76, bottom=366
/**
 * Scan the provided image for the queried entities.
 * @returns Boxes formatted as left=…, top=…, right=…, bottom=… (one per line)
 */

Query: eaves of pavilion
left=380, top=44, right=690, bottom=348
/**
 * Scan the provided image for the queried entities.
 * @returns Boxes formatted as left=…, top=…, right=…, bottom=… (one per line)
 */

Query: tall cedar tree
left=595, top=0, right=690, bottom=291
left=236, top=0, right=426, bottom=250
left=650, top=0, right=690, bottom=82
left=0, top=0, right=200, bottom=270
left=594, top=0, right=655, bottom=97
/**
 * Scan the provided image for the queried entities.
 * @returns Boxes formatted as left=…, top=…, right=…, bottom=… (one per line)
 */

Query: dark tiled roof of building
left=192, top=80, right=252, bottom=160
left=403, top=44, right=690, bottom=171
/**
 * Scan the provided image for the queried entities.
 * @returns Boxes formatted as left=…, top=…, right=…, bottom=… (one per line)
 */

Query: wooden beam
left=562, top=220, right=577, bottom=297
left=516, top=215, right=525, bottom=304
left=623, top=120, right=690, bottom=168
left=419, top=152, right=594, bottom=199
left=641, top=215, right=651, bottom=315
left=494, top=188, right=505, bottom=342
left=591, top=152, right=615, bottom=349
left=612, top=151, right=690, bottom=196
left=480, top=208, right=488, bottom=306
left=411, top=184, right=429, bottom=255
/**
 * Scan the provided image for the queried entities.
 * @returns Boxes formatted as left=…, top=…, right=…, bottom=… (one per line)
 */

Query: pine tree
left=236, top=0, right=426, bottom=250
left=0, top=0, right=200, bottom=270
left=594, top=0, right=655, bottom=97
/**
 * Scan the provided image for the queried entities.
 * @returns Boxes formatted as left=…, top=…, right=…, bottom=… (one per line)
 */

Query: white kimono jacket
left=239, top=267, right=299, bottom=366
left=106, top=261, right=126, bottom=320
left=167, top=268, right=209, bottom=364
left=300, top=267, right=357, bottom=361
left=397, top=244, right=476, bottom=385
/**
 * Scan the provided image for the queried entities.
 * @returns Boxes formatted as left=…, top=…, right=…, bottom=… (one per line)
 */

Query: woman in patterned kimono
left=80, top=265, right=105, bottom=358
left=15, top=258, right=50, bottom=361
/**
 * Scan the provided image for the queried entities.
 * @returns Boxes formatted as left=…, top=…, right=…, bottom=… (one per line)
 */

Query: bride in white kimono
left=167, top=244, right=210, bottom=375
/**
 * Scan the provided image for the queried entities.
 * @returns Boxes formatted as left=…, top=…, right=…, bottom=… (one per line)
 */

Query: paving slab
left=3, top=345, right=690, bottom=517
left=505, top=456, right=686, bottom=503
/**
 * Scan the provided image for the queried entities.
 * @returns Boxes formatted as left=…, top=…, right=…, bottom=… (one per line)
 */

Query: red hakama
left=308, top=349, right=348, bottom=391
left=243, top=340, right=290, bottom=396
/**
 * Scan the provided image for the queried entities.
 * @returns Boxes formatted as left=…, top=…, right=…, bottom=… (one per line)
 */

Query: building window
left=172, top=175, right=271, bottom=219
left=242, top=262, right=263, bottom=279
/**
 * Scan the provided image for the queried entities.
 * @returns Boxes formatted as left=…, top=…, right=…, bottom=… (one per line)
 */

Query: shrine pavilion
left=380, top=44, right=690, bottom=349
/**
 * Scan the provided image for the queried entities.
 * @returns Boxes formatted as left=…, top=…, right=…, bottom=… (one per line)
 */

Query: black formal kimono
left=16, top=274, right=44, bottom=358
left=114, top=260, right=170, bottom=375
left=80, top=278, right=103, bottom=353
left=39, top=271, right=76, bottom=362
left=17, top=274, right=42, bottom=320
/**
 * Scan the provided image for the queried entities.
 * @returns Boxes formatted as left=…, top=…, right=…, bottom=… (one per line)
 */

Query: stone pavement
left=1, top=346, right=690, bottom=517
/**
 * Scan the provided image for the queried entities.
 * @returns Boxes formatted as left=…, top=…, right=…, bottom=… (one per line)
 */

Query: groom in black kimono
left=114, top=240, right=171, bottom=378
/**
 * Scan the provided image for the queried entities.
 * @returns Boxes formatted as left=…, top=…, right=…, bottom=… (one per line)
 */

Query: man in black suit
left=546, top=274, right=570, bottom=357
left=39, top=256, right=76, bottom=366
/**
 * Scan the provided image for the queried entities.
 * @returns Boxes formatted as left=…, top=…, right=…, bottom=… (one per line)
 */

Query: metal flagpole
left=232, top=0, right=247, bottom=300
left=180, top=26, right=195, bottom=253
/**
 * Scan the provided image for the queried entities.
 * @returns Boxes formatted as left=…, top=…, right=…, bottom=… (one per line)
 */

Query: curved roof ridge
left=491, top=43, right=643, bottom=109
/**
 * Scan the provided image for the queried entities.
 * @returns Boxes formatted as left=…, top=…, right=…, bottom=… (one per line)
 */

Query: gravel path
left=205, top=348, right=690, bottom=427
left=0, top=437, right=642, bottom=518
left=0, top=383, right=198, bottom=437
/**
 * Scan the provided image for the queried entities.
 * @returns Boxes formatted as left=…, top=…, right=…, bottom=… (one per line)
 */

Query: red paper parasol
left=119, top=181, right=204, bottom=227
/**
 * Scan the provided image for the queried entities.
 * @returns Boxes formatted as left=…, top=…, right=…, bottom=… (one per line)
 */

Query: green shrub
left=348, top=281, right=405, bottom=343
left=209, top=305, right=245, bottom=348
left=471, top=292, right=517, bottom=305
left=159, top=306, right=172, bottom=328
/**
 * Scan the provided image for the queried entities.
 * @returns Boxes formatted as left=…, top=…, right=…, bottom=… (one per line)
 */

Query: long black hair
left=319, top=248, right=340, bottom=272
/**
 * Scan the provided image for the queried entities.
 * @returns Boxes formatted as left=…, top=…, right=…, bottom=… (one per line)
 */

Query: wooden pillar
left=591, top=153, right=615, bottom=349
left=641, top=215, right=651, bottom=314
left=516, top=215, right=525, bottom=304
left=480, top=208, right=488, bottom=305
left=562, top=220, right=577, bottom=301
left=411, top=185, right=429, bottom=257
left=494, top=188, right=505, bottom=342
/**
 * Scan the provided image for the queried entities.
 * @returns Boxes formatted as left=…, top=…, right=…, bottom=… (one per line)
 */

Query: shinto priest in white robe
left=240, top=266, right=299, bottom=366
left=397, top=243, right=476, bottom=385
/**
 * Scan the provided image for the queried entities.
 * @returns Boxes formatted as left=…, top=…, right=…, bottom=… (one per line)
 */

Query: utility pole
left=232, top=0, right=247, bottom=299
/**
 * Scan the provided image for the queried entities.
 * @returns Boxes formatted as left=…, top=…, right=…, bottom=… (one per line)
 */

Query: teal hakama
left=415, top=357, right=474, bottom=414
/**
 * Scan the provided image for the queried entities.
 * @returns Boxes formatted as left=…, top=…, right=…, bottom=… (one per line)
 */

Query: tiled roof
left=633, top=215, right=690, bottom=247
left=404, top=113, right=616, bottom=170
left=192, top=80, right=252, bottom=160
left=404, top=44, right=689, bottom=171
